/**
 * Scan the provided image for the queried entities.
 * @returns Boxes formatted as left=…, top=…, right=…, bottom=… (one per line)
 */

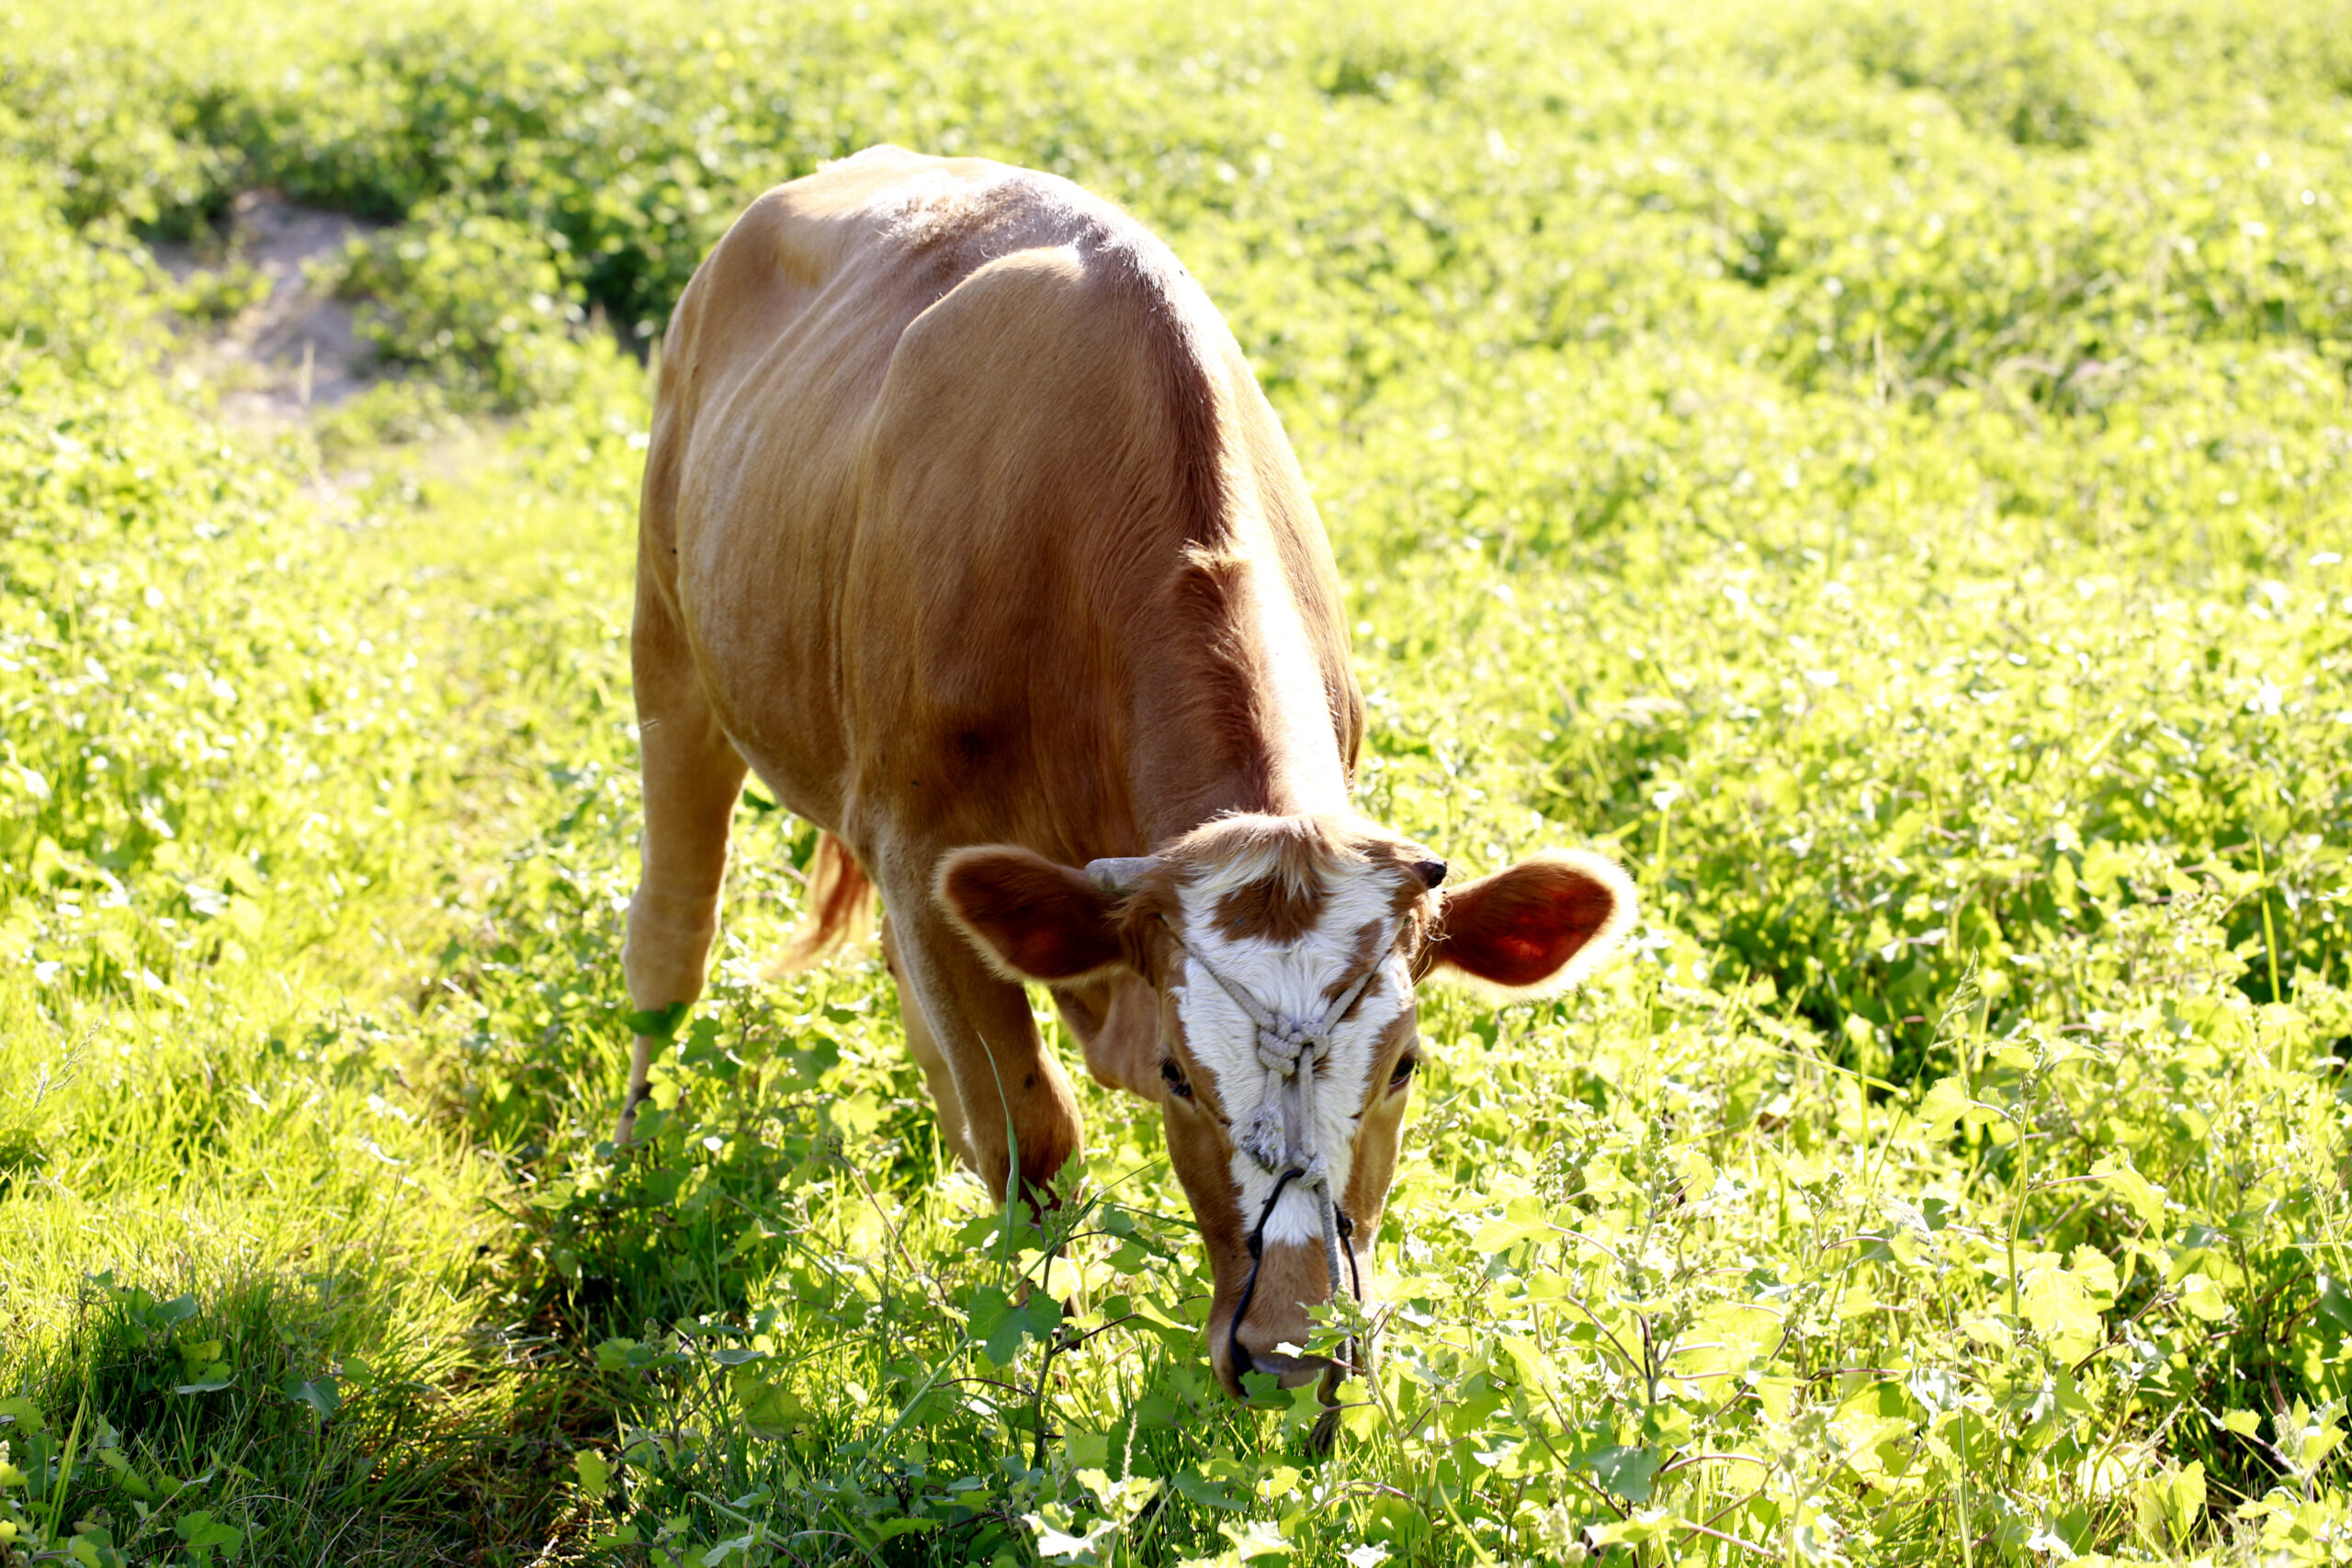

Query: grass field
left=3, top=0, right=2350, bottom=1562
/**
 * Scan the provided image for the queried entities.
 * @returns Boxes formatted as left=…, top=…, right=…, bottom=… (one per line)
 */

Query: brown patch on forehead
left=1117, top=816, right=1440, bottom=1018
left=1212, top=873, right=1324, bottom=944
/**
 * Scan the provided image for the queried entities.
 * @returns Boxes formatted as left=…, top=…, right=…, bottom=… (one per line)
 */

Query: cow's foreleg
left=887, top=903, right=1082, bottom=1204
left=882, top=914, right=977, bottom=1173
left=619, top=597, right=747, bottom=1145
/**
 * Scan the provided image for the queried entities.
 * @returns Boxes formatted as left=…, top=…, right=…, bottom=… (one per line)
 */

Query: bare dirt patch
left=153, top=190, right=382, bottom=423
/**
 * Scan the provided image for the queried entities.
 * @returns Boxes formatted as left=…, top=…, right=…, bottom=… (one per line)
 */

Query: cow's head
left=935, top=814, right=1634, bottom=1396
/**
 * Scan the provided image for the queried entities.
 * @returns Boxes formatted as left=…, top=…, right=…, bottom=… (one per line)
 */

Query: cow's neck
left=1128, top=538, right=1352, bottom=847
left=1129, top=725, right=1349, bottom=848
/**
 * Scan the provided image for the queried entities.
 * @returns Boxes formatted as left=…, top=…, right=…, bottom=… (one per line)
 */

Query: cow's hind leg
left=882, top=914, right=976, bottom=1174
left=618, top=604, right=747, bottom=1145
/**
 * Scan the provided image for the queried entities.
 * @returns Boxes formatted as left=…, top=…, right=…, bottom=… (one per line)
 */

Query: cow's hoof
left=1306, top=1403, right=1341, bottom=1460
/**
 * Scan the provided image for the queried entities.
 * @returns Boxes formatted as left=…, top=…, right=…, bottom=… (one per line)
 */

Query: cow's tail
left=775, top=831, right=875, bottom=971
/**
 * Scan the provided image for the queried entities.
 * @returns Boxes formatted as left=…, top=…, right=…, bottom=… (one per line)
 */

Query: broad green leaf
left=966, top=1284, right=1061, bottom=1366
left=1916, top=1076, right=1970, bottom=1135
left=1497, top=1333, right=1553, bottom=1395
left=176, top=1511, right=242, bottom=1553
left=2089, top=1159, right=2167, bottom=1232
left=1581, top=1444, right=1662, bottom=1503
left=1170, top=1470, right=1248, bottom=1513
left=95, top=1448, right=151, bottom=1500
left=283, top=1375, right=340, bottom=1423
left=2019, top=1254, right=2103, bottom=1353
left=1917, top=1076, right=2005, bottom=1135
left=1216, top=1517, right=1295, bottom=1559
left=622, top=1001, right=689, bottom=1039
left=174, top=1363, right=233, bottom=1394
left=2165, top=1463, right=2207, bottom=1537
left=67, top=1533, right=128, bottom=1568
left=2179, top=1274, right=2233, bottom=1323
left=738, top=1377, right=809, bottom=1435
left=572, top=1449, right=613, bottom=1495
left=2068, top=1246, right=2120, bottom=1309
left=1471, top=1214, right=1542, bottom=1252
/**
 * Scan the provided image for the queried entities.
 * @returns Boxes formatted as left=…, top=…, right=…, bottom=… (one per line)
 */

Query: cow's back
left=643, top=146, right=1360, bottom=876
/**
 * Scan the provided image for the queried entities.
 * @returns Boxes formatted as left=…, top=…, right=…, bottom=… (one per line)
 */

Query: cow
left=617, top=145, right=1634, bottom=1398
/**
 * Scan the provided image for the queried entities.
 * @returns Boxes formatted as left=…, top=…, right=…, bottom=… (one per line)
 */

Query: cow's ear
left=936, top=847, right=1128, bottom=982
left=1425, top=850, right=1634, bottom=999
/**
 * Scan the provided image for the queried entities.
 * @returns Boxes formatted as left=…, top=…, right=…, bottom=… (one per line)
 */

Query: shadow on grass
left=4, top=1263, right=542, bottom=1565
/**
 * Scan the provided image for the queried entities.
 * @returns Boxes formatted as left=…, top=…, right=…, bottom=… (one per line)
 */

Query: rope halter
left=1164, top=918, right=1377, bottom=1382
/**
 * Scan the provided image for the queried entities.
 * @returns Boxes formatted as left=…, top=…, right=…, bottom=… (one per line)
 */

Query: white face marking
left=1172, top=859, right=1412, bottom=1247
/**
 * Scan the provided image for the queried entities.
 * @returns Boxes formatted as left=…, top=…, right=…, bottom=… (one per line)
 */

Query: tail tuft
left=775, top=831, right=875, bottom=971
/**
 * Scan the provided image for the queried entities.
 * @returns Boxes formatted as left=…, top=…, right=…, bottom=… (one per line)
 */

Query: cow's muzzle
left=1212, top=1235, right=1361, bottom=1398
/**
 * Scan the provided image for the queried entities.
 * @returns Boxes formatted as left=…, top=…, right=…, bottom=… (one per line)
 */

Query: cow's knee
left=624, top=886, right=720, bottom=1010
left=964, top=1091, right=1081, bottom=1206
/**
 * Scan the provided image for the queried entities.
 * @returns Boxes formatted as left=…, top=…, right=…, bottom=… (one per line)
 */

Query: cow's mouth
left=1231, top=1340, right=1332, bottom=1391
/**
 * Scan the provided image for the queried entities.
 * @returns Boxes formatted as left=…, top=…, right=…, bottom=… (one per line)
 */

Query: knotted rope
left=1165, top=919, right=1375, bottom=1382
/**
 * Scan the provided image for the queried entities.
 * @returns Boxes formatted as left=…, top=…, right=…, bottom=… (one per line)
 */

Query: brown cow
left=619, top=146, right=1634, bottom=1396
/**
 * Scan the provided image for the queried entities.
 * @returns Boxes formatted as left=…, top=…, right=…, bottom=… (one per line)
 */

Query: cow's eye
left=1389, top=1055, right=1420, bottom=1092
left=1159, top=1058, right=1193, bottom=1100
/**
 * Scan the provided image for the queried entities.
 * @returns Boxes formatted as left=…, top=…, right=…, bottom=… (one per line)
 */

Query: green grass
left=2, top=0, right=2350, bottom=1562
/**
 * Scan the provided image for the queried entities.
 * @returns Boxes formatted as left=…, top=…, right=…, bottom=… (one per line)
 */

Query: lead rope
left=1166, top=920, right=1377, bottom=1382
